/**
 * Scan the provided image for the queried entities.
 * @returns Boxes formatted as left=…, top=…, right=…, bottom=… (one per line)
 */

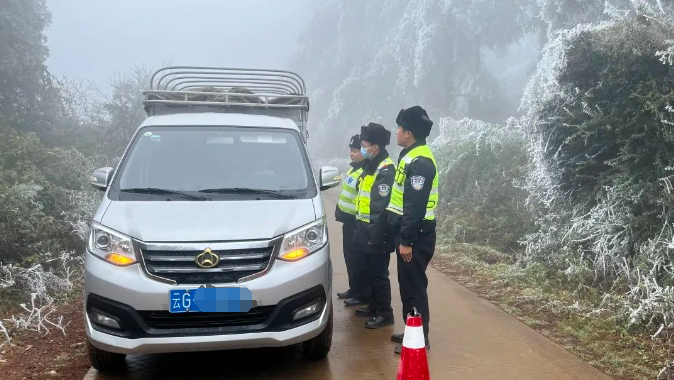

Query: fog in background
left=43, top=0, right=544, bottom=161
left=45, top=0, right=315, bottom=92
left=4, top=2, right=674, bottom=377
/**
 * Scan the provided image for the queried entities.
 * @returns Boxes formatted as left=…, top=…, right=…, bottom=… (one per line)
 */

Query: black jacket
left=335, top=160, right=367, bottom=225
left=353, top=150, right=396, bottom=254
left=387, top=141, right=437, bottom=246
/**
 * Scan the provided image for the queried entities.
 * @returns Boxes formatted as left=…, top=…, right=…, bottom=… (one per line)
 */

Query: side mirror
left=90, top=167, right=114, bottom=191
left=320, top=166, right=342, bottom=191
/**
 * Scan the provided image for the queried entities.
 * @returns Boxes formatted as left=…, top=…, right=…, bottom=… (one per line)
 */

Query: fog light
left=292, top=301, right=323, bottom=321
left=90, top=310, right=121, bottom=330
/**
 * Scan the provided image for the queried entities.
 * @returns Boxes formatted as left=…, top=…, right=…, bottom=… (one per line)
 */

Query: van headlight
left=278, top=218, right=327, bottom=262
left=87, top=223, right=137, bottom=266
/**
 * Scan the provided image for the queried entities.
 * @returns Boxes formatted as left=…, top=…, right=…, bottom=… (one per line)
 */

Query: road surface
left=85, top=190, right=610, bottom=380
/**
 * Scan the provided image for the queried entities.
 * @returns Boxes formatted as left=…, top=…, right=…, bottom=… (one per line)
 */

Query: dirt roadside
left=0, top=297, right=90, bottom=380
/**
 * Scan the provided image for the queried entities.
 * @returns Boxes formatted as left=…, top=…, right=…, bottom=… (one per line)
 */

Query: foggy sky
left=45, top=0, right=315, bottom=90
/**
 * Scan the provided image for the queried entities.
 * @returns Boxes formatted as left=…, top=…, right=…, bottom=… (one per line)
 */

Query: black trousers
left=342, top=223, right=357, bottom=293
left=395, top=230, right=435, bottom=341
left=363, top=251, right=393, bottom=315
left=349, top=238, right=372, bottom=302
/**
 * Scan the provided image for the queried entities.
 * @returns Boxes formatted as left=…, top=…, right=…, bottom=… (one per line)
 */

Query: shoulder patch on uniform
left=378, top=184, right=390, bottom=197
left=411, top=176, right=425, bottom=191
left=347, top=177, right=355, bottom=185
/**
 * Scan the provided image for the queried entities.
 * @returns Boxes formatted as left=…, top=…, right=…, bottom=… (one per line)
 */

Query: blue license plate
left=169, top=287, right=254, bottom=313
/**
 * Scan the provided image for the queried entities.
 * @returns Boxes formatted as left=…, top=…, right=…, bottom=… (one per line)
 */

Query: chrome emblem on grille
left=195, top=248, right=220, bottom=269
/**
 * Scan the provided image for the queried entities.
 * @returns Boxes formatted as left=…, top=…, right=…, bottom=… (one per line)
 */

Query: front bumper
left=84, top=242, right=332, bottom=354
left=85, top=290, right=331, bottom=354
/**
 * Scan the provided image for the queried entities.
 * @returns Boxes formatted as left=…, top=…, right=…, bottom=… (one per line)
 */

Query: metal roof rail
left=143, top=66, right=310, bottom=138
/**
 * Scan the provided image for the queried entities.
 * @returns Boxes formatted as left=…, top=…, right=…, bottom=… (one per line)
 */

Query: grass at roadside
left=432, top=243, right=672, bottom=380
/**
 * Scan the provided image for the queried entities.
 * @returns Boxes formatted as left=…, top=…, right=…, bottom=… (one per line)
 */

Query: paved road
left=85, top=191, right=610, bottom=380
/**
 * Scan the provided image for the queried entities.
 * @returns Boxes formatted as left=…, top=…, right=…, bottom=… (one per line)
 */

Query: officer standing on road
left=387, top=106, right=438, bottom=354
left=351, top=123, right=397, bottom=329
left=336, top=134, right=368, bottom=302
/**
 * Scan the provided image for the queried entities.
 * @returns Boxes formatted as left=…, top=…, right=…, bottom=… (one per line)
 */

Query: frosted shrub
left=518, top=11, right=674, bottom=376
left=0, top=250, right=84, bottom=346
left=521, top=11, right=674, bottom=269
left=0, top=148, right=98, bottom=347
left=431, top=117, right=533, bottom=251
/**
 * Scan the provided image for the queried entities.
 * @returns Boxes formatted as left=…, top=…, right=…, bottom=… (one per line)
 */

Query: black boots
left=344, top=297, right=369, bottom=307
left=391, top=333, right=404, bottom=343
left=365, top=313, right=394, bottom=329
left=394, top=339, right=430, bottom=354
left=355, top=307, right=376, bottom=318
left=336, top=290, right=353, bottom=299
left=391, top=334, right=431, bottom=355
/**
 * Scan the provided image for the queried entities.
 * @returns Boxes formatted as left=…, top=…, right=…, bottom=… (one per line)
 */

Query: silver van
left=84, top=67, right=340, bottom=371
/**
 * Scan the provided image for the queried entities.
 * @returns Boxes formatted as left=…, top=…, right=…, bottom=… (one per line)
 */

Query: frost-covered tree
left=0, top=0, right=51, bottom=132
left=0, top=0, right=124, bottom=345
left=84, top=67, right=151, bottom=158
left=290, top=0, right=542, bottom=156
left=535, top=0, right=674, bottom=32
left=0, top=0, right=118, bottom=265
left=0, top=0, right=74, bottom=145
left=291, top=0, right=674, bottom=159
left=294, top=0, right=674, bottom=373
left=520, top=5, right=674, bottom=293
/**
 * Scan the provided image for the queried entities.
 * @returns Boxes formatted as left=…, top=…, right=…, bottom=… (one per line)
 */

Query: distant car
left=84, top=67, right=340, bottom=372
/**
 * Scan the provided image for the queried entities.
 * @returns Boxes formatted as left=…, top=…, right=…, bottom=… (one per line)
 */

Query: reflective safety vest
left=356, top=157, right=395, bottom=223
left=337, top=165, right=364, bottom=215
left=386, top=145, right=439, bottom=220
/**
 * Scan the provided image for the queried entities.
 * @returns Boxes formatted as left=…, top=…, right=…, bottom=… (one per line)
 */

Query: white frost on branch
left=656, top=41, right=674, bottom=66
left=0, top=251, right=84, bottom=335
left=0, top=321, right=9, bottom=345
left=6, top=293, right=68, bottom=336
left=0, top=252, right=84, bottom=347
left=604, top=1, right=632, bottom=20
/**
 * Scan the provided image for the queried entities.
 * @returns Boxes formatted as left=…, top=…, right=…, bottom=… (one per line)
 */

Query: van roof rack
left=143, top=66, right=310, bottom=138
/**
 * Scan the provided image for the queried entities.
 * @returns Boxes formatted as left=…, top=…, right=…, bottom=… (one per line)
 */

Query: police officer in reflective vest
left=351, top=123, right=397, bottom=329
left=335, top=134, right=368, bottom=302
left=387, top=106, right=438, bottom=354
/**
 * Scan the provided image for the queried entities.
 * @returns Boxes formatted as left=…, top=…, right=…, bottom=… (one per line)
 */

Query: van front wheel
left=302, top=303, right=333, bottom=360
left=87, top=340, right=126, bottom=372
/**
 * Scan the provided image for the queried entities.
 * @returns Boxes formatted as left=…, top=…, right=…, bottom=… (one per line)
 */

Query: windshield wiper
left=121, top=188, right=210, bottom=201
left=198, top=187, right=298, bottom=199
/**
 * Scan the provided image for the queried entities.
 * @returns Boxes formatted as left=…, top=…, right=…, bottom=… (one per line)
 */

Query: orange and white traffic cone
left=396, top=308, right=430, bottom=380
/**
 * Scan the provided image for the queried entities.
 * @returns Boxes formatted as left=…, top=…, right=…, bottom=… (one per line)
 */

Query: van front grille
left=140, top=247, right=274, bottom=285
left=138, top=307, right=275, bottom=329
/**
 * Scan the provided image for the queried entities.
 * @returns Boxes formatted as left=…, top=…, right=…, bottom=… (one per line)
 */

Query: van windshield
left=110, top=126, right=315, bottom=201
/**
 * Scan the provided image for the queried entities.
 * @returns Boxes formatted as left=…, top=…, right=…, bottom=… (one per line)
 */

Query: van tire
left=302, top=303, right=333, bottom=360
left=87, top=340, right=126, bottom=372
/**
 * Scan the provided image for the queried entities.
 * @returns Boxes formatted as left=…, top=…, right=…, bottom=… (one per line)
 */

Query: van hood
left=100, top=199, right=317, bottom=242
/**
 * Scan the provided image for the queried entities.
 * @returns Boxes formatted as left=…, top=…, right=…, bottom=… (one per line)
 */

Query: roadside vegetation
left=0, top=0, right=146, bottom=350
left=430, top=10, right=674, bottom=378
left=2, top=1, right=674, bottom=379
